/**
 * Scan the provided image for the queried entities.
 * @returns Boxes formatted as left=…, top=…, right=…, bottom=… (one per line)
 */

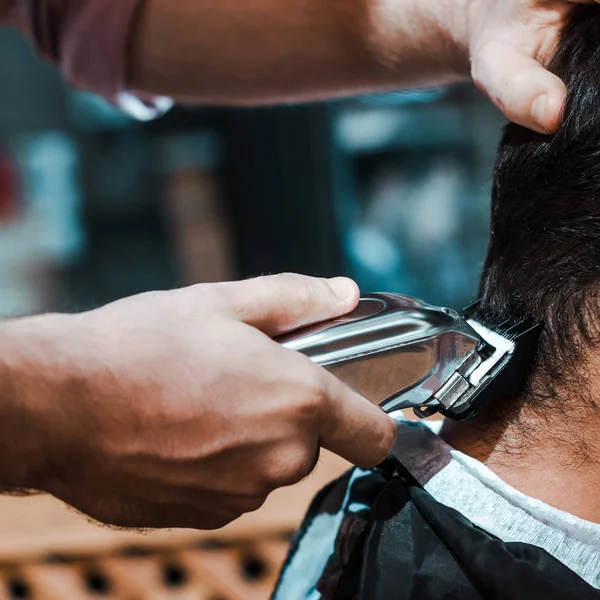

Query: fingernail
left=328, top=277, right=357, bottom=302
left=532, top=94, right=550, bottom=132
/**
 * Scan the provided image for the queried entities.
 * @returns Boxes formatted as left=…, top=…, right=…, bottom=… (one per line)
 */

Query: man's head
left=477, top=5, right=600, bottom=409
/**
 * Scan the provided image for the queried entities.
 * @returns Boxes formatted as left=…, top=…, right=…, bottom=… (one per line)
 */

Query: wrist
left=365, top=0, right=470, bottom=82
left=0, top=314, right=74, bottom=491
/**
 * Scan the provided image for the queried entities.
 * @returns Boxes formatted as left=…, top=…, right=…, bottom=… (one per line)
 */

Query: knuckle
left=294, top=366, right=328, bottom=421
left=194, top=281, right=232, bottom=310
left=264, top=447, right=318, bottom=489
left=500, top=74, right=532, bottom=120
left=287, top=449, right=318, bottom=481
left=236, top=495, right=267, bottom=514
left=278, top=273, right=322, bottom=306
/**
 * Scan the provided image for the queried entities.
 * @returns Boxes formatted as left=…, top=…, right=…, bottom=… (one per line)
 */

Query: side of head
left=478, top=6, right=600, bottom=409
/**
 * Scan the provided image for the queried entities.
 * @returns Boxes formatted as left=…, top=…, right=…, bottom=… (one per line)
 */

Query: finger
left=217, top=273, right=360, bottom=337
left=316, top=370, right=397, bottom=469
left=472, top=42, right=566, bottom=134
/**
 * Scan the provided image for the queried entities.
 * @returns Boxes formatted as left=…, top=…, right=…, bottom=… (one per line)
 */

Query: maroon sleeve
left=15, top=0, right=168, bottom=113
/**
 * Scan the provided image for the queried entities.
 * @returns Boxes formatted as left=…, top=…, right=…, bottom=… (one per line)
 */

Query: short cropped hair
left=477, top=6, right=600, bottom=408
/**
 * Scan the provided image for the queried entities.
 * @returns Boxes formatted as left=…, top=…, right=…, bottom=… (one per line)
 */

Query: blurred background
left=0, top=27, right=506, bottom=320
left=0, top=25, right=506, bottom=600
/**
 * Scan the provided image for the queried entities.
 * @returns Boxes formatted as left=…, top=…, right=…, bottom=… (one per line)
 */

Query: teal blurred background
left=0, top=26, right=506, bottom=318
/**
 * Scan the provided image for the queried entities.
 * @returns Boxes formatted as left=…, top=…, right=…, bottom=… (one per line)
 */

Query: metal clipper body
left=279, top=293, right=543, bottom=422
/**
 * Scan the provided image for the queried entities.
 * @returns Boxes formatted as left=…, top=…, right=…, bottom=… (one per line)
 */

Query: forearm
left=0, top=0, right=11, bottom=22
left=0, top=315, right=69, bottom=492
left=130, top=0, right=470, bottom=105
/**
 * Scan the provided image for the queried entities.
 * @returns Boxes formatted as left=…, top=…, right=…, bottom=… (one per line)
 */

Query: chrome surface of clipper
left=279, top=293, right=542, bottom=422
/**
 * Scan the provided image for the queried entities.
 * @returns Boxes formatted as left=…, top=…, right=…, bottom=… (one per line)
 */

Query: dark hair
left=478, top=5, right=600, bottom=407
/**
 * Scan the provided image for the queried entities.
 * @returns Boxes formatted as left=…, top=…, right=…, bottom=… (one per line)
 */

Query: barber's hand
left=465, top=0, right=586, bottom=134
left=6, top=275, right=396, bottom=530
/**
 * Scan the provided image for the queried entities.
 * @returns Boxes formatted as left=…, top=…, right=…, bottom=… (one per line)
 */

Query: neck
left=441, top=397, right=600, bottom=523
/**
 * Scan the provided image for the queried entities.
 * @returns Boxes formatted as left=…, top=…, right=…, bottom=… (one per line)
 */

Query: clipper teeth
left=465, top=320, right=515, bottom=388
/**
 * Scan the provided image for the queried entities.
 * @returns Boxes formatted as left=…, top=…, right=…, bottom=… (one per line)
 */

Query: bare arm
left=0, top=0, right=10, bottom=22
left=130, top=0, right=586, bottom=133
left=130, top=0, right=470, bottom=105
left=5, top=1, right=585, bottom=137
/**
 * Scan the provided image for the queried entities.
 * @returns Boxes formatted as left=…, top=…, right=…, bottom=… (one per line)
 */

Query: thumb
left=218, top=273, right=360, bottom=337
left=472, top=43, right=566, bottom=134
left=316, top=368, right=398, bottom=469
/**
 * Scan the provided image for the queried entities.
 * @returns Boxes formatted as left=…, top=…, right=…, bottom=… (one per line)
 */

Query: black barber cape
left=272, top=459, right=600, bottom=600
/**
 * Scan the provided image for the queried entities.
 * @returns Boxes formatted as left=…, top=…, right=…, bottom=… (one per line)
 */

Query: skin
left=0, top=0, right=590, bottom=132
left=0, top=0, right=597, bottom=531
left=441, top=370, right=600, bottom=523
left=0, top=275, right=396, bottom=529
left=129, top=0, right=596, bottom=134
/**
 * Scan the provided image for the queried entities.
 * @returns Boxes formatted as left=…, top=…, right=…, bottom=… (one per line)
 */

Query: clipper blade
left=444, top=302, right=544, bottom=422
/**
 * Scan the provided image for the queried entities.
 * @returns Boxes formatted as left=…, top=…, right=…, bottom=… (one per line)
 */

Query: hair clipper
left=279, top=293, right=543, bottom=422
